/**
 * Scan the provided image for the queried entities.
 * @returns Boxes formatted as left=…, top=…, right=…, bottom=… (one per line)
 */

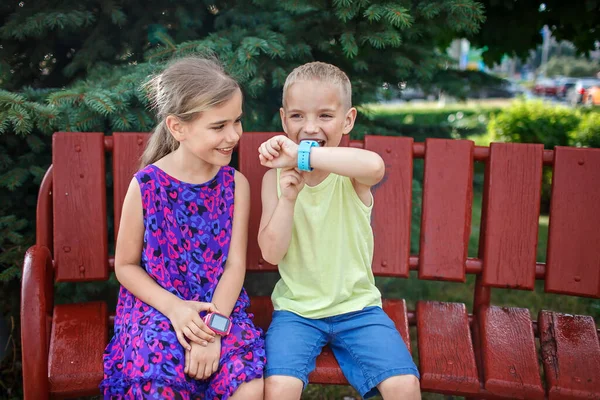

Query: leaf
left=0, top=167, right=29, bottom=190
left=364, top=5, right=384, bottom=22
left=26, top=135, right=45, bottom=153
left=340, top=33, right=359, bottom=58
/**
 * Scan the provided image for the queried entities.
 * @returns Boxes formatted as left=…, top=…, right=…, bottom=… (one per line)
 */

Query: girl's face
left=175, top=89, right=243, bottom=166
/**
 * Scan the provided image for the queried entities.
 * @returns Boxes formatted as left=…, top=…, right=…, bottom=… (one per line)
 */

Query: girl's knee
left=230, top=377, right=264, bottom=400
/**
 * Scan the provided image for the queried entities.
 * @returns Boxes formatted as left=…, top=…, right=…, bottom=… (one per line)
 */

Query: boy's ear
left=165, top=115, right=185, bottom=142
left=279, top=107, right=289, bottom=133
left=342, top=107, right=357, bottom=135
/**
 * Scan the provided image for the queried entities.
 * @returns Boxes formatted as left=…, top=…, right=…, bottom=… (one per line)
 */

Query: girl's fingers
left=204, top=362, right=213, bottom=379
left=176, top=331, right=191, bottom=351
left=183, top=326, right=207, bottom=346
left=184, top=348, right=190, bottom=373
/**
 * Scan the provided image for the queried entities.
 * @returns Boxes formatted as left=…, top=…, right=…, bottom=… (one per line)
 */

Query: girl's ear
left=342, top=107, right=357, bottom=135
left=165, top=115, right=185, bottom=142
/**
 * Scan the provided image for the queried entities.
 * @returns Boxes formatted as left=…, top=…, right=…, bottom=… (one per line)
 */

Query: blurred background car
left=532, top=77, right=557, bottom=96
left=567, top=78, right=600, bottom=105
left=555, top=77, right=578, bottom=99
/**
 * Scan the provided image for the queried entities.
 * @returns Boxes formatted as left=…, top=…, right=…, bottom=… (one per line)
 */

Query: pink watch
left=203, top=312, right=232, bottom=336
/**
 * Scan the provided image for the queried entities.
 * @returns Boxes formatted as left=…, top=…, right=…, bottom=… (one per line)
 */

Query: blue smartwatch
left=297, top=140, right=320, bottom=172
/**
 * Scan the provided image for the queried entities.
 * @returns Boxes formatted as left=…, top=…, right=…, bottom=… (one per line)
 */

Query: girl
left=100, top=57, right=265, bottom=399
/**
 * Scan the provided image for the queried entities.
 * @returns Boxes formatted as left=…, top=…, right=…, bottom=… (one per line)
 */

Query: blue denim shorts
left=265, top=306, right=420, bottom=399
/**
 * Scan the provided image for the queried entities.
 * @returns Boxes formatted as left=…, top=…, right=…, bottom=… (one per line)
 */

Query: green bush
left=572, top=111, right=600, bottom=148
left=488, top=100, right=580, bottom=149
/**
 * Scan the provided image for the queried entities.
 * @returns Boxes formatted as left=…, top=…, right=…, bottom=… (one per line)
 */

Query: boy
left=257, top=62, right=421, bottom=400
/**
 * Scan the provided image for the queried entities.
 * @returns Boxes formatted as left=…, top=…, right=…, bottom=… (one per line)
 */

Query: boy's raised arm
left=259, top=135, right=385, bottom=188
left=257, top=168, right=299, bottom=265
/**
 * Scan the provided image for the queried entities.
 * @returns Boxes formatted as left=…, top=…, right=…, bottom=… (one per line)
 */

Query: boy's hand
left=259, top=135, right=298, bottom=169
left=184, top=337, right=222, bottom=380
left=165, top=299, right=217, bottom=350
left=279, top=168, right=305, bottom=201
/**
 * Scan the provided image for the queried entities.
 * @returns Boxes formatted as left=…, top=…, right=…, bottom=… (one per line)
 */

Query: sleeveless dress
left=100, top=164, right=265, bottom=399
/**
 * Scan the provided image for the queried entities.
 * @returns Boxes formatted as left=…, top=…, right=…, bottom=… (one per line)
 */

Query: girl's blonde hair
left=140, top=56, right=240, bottom=167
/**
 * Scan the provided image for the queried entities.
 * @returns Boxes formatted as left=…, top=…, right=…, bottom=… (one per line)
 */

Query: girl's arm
left=210, top=170, right=250, bottom=316
left=115, top=178, right=216, bottom=349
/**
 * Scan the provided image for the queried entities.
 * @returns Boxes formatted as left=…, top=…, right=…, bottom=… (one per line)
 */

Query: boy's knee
left=378, top=374, right=421, bottom=399
left=265, top=375, right=303, bottom=400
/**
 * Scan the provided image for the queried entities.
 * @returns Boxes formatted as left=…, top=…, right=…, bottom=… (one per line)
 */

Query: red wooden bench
left=21, top=131, right=600, bottom=399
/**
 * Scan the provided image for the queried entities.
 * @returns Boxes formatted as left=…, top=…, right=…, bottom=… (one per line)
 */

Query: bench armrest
left=21, top=245, right=53, bottom=399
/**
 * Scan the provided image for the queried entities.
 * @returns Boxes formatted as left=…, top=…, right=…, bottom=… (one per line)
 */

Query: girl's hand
left=259, top=135, right=298, bottom=169
left=185, top=337, right=222, bottom=380
left=279, top=168, right=305, bottom=201
left=166, top=299, right=217, bottom=350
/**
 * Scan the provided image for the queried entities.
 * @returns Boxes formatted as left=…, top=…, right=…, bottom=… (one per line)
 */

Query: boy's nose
left=304, top=122, right=319, bottom=134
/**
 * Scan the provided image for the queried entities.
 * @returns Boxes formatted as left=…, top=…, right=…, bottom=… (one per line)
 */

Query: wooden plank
left=247, top=296, right=274, bottom=332
left=539, top=311, right=600, bottom=399
left=53, top=132, right=108, bottom=281
left=383, top=299, right=411, bottom=353
left=364, top=135, right=414, bottom=277
left=310, top=347, right=348, bottom=385
left=48, top=302, right=107, bottom=397
left=112, top=132, right=149, bottom=241
left=419, top=139, right=473, bottom=282
left=238, top=132, right=279, bottom=271
left=546, top=147, right=600, bottom=298
left=417, top=301, right=480, bottom=394
left=480, top=306, right=544, bottom=399
left=482, top=143, right=543, bottom=290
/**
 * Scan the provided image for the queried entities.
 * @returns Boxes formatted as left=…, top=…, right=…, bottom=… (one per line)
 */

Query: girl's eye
left=212, top=124, right=225, bottom=130
left=234, top=118, right=242, bottom=124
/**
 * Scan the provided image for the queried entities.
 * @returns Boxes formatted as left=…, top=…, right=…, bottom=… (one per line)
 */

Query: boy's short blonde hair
left=282, top=62, right=352, bottom=110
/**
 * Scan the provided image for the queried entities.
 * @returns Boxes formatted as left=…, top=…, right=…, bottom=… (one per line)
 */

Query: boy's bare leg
left=378, top=375, right=421, bottom=400
left=265, top=375, right=303, bottom=400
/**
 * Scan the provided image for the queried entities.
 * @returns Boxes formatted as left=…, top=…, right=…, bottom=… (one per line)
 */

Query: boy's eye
left=321, top=114, right=333, bottom=118
left=290, top=114, right=302, bottom=119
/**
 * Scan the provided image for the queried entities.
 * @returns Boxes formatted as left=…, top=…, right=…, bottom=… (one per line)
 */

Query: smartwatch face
left=208, top=313, right=231, bottom=334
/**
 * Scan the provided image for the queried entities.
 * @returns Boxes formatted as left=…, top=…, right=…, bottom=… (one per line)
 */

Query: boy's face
left=280, top=80, right=356, bottom=147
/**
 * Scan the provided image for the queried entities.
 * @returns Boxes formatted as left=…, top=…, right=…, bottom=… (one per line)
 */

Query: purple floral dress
left=101, top=165, right=265, bottom=399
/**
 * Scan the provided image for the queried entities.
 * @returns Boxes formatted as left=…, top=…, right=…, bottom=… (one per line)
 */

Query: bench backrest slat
left=112, top=132, right=149, bottom=240
left=238, top=132, right=279, bottom=271
left=546, top=146, right=600, bottom=298
left=419, top=138, right=474, bottom=282
left=364, top=135, right=414, bottom=277
left=52, top=132, right=108, bottom=282
left=481, top=143, right=543, bottom=290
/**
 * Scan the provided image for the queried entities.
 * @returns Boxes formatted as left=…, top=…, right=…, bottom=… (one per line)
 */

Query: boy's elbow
left=260, top=250, right=281, bottom=266
left=370, top=156, right=385, bottom=183
left=258, top=234, right=281, bottom=265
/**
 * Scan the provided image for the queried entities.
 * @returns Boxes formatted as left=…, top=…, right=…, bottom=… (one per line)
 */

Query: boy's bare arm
left=310, top=146, right=385, bottom=187
left=257, top=168, right=299, bottom=265
left=259, top=135, right=385, bottom=187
